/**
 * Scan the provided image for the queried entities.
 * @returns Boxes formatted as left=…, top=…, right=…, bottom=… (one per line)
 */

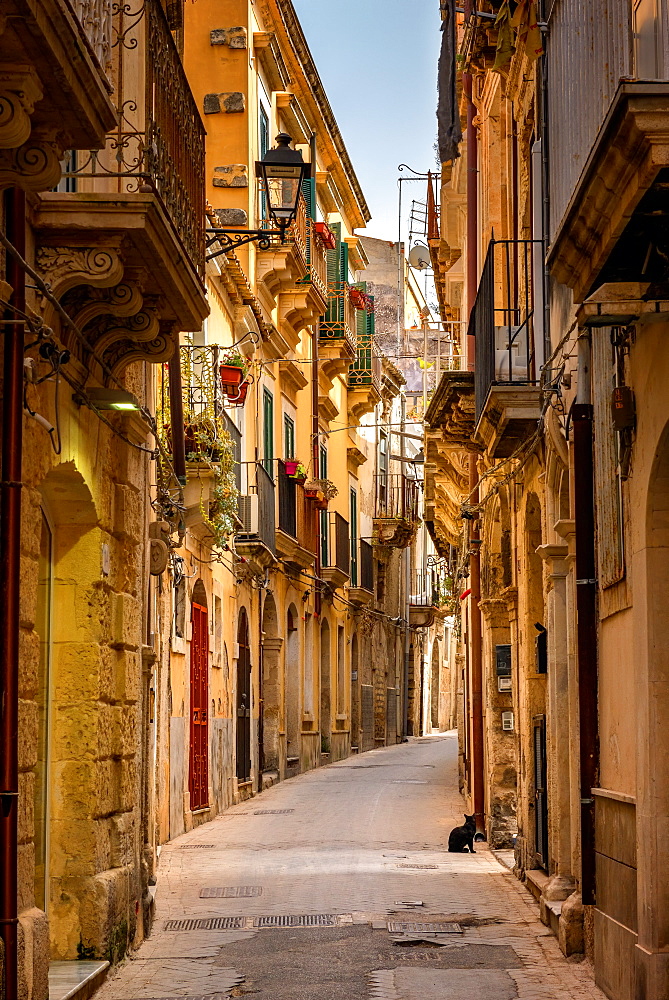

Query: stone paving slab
left=95, top=734, right=607, bottom=1000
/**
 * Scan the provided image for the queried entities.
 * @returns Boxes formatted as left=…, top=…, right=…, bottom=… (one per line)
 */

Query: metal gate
left=236, top=610, right=252, bottom=782
left=189, top=601, right=209, bottom=810
left=533, top=716, right=549, bottom=868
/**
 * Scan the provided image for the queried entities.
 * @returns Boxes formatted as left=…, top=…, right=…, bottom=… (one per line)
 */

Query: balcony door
left=189, top=598, right=209, bottom=811
left=236, top=610, right=252, bottom=782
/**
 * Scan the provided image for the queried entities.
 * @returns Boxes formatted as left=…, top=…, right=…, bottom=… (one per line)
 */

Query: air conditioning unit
left=237, top=494, right=259, bottom=535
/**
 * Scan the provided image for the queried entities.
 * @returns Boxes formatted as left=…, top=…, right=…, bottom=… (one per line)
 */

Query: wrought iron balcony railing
left=157, top=345, right=238, bottom=464
left=375, top=474, right=420, bottom=522
left=320, top=283, right=357, bottom=351
left=73, top=0, right=114, bottom=76
left=62, top=0, right=205, bottom=275
left=277, top=460, right=318, bottom=555
left=409, top=567, right=453, bottom=609
left=323, top=512, right=350, bottom=577
left=360, top=538, right=374, bottom=592
left=471, top=239, right=542, bottom=422
left=349, top=334, right=382, bottom=390
left=238, top=462, right=276, bottom=554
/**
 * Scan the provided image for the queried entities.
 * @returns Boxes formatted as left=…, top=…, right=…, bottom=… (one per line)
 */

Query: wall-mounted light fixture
left=75, top=387, right=141, bottom=411
left=206, top=134, right=310, bottom=259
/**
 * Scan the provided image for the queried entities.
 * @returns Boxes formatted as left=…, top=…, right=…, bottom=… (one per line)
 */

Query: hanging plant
left=201, top=426, right=239, bottom=547
left=285, top=459, right=308, bottom=481
left=220, top=348, right=249, bottom=388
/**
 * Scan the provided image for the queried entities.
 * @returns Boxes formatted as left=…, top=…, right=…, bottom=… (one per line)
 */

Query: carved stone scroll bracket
left=104, top=321, right=177, bottom=375
left=0, top=136, right=62, bottom=191
left=0, top=68, right=43, bottom=149
left=36, top=246, right=125, bottom=300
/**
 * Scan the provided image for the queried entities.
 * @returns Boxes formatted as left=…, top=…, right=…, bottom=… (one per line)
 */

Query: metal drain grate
left=176, top=844, right=215, bottom=849
left=200, top=886, right=262, bottom=898
left=396, top=863, right=439, bottom=870
left=253, top=914, right=338, bottom=928
left=387, top=920, right=463, bottom=934
left=164, top=916, right=246, bottom=931
left=252, top=809, right=295, bottom=815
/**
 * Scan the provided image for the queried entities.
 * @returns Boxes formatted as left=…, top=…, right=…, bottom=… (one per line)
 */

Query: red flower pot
left=220, top=364, right=244, bottom=388
left=225, top=380, right=249, bottom=405
left=285, top=459, right=299, bottom=476
left=314, top=221, right=337, bottom=250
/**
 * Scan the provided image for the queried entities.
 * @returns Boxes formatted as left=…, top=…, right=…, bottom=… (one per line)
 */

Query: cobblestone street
left=95, top=734, right=606, bottom=1000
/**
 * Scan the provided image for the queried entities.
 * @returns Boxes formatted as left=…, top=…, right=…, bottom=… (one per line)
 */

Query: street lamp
left=206, top=133, right=310, bottom=259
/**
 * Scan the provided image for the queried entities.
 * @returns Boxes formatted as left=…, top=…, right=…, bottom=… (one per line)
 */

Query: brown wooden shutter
left=592, top=327, right=624, bottom=587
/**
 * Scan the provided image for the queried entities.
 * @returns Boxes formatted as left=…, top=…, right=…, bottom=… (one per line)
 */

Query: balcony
left=321, top=512, right=350, bottom=591
left=373, top=474, right=420, bottom=549
left=348, top=330, right=382, bottom=422
left=0, top=0, right=117, bottom=189
left=319, top=284, right=357, bottom=376
left=276, top=461, right=318, bottom=570
left=32, top=0, right=208, bottom=374
left=236, top=463, right=277, bottom=574
left=348, top=538, right=375, bottom=606
left=472, top=239, right=543, bottom=458
left=409, top=567, right=453, bottom=628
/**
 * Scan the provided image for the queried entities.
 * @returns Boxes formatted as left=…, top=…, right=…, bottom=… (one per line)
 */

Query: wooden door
left=236, top=611, right=252, bottom=782
left=534, top=716, right=549, bottom=868
left=189, top=601, right=209, bottom=810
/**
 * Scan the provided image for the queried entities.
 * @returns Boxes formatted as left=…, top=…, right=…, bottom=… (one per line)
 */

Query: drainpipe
left=0, top=185, right=26, bottom=1000
left=572, top=337, right=598, bottom=905
left=463, top=10, right=485, bottom=835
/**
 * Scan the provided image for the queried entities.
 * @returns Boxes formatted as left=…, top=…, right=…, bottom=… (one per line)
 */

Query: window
left=319, top=444, right=328, bottom=479
left=263, top=388, right=274, bottom=475
left=319, top=445, right=328, bottom=565
left=593, top=328, right=625, bottom=587
left=174, top=577, right=186, bottom=638
left=284, top=414, right=295, bottom=460
left=350, top=488, right=358, bottom=587
left=259, top=106, right=270, bottom=221
left=378, top=432, right=388, bottom=505
left=634, top=0, right=665, bottom=77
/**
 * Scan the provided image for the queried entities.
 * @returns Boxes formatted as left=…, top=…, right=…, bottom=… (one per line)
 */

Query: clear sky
left=291, top=0, right=442, bottom=243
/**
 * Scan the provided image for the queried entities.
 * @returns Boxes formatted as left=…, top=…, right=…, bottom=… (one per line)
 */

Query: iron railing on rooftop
left=471, top=238, right=543, bottom=422
left=63, top=0, right=205, bottom=275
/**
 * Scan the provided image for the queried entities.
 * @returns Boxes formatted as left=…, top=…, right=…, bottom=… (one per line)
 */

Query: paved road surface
left=96, top=733, right=605, bottom=1000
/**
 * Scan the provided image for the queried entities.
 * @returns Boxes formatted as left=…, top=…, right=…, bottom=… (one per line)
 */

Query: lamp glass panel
left=264, top=165, right=303, bottom=220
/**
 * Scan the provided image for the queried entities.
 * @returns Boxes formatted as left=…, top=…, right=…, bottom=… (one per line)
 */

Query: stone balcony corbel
left=0, top=67, right=43, bottom=149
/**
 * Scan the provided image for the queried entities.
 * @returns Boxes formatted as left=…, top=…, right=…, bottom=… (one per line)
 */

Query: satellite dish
left=408, top=243, right=430, bottom=270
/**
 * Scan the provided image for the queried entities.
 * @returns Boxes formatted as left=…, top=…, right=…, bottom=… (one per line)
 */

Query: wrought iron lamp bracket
left=205, top=228, right=284, bottom=260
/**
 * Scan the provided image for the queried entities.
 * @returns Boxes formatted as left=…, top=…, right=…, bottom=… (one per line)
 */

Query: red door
left=189, top=601, right=209, bottom=810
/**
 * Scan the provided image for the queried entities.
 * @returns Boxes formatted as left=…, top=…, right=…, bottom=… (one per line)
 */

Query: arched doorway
left=431, top=641, right=440, bottom=731
left=236, top=609, right=252, bottom=782
left=189, top=580, right=209, bottom=811
left=320, top=618, right=331, bottom=754
left=260, top=594, right=281, bottom=773
left=285, top=604, right=300, bottom=762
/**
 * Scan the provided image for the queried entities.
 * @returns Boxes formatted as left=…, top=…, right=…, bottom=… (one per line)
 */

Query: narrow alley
left=94, top=735, right=604, bottom=1000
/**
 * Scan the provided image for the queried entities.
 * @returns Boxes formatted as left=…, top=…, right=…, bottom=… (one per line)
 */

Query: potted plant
left=225, top=379, right=250, bottom=405
left=219, top=348, right=249, bottom=389
left=285, top=459, right=307, bottom=481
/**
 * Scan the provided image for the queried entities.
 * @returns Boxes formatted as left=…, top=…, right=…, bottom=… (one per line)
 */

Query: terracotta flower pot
left=225, top=380, right=249, bottom=405
left=220, top=364, right=244, bottom=388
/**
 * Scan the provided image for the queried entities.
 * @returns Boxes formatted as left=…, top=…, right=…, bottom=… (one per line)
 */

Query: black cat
left=448, top=813, right=477, bottom=853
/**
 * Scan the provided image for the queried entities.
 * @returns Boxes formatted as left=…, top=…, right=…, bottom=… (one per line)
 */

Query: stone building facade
left=426, top=1, right=669, bottom=998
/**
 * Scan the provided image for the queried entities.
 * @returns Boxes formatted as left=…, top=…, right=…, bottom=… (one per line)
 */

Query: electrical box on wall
left=502, top=711, right=514, bottom=732
left=495, top=644, right=512, bottom=693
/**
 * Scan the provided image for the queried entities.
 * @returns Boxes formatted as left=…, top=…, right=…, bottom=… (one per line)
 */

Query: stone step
left=49, top=960, right=109, bottom=1000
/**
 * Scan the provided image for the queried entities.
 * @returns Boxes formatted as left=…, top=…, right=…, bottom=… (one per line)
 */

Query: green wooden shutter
left=263, top=388, right=274, bottom=475
left=302, top=177, right=316, bottom=221
left=325, top=222, right=342, bottom=323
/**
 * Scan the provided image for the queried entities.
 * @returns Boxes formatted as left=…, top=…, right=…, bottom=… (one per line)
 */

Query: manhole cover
left=176, top=844, right=215, bottom=849
left=164, top=916, right=246, bottom=931
left=253, top=914, right=338, bottom=927
left=387, top=920, right=463, bottom=934
left=253, top=809, right=294, bottom=815
left=200, top=886, right=262, bottom=898
left=396, top=863, right=439, bottom=869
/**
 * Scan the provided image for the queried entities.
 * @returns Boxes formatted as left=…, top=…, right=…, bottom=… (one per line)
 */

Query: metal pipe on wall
left=0, top=185, right=26, bottom=1000
left=168, top=349, right=187, bottom=486
left=572, top=335, right=598, bottom=905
